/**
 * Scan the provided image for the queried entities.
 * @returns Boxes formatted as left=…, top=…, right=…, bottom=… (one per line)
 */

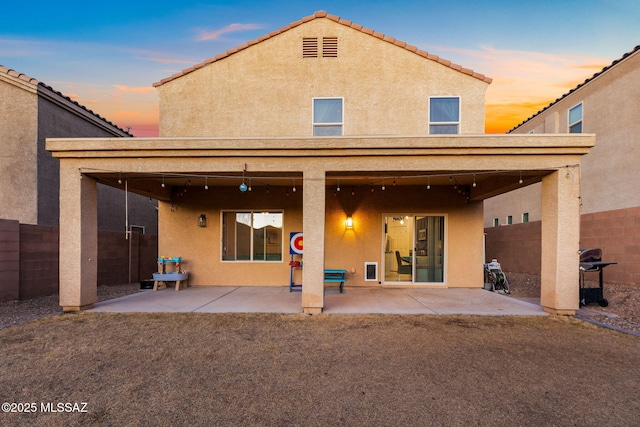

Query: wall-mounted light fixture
left=198, top=214, right=207, bottom=228
left=345, top=215, right=354, bottom=229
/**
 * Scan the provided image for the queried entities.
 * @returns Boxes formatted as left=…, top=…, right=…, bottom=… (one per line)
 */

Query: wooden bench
left=324, top=269, right=347, bottom=293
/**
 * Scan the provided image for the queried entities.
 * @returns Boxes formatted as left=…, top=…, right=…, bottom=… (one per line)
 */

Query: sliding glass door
left=383, top=214, right=444, bottom=284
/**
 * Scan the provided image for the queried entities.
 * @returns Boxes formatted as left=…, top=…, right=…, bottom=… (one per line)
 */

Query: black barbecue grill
left=579, top=248, right=617, bottom=307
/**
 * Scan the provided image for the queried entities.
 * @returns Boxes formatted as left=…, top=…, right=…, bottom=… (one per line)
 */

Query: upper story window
left=429, top=97, right=460, bottom=134
left=313, top=98, right=343, bottom=136
left=569, top=103, right=583, bottom=133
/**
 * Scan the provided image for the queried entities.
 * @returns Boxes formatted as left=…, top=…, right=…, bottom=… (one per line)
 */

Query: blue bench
left=324, top=269, right=347, bottom=293
left=289, top=269, right=348, bottom=293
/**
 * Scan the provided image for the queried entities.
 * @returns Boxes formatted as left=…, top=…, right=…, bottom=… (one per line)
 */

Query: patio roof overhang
left=48, top=133, right=595, bottom=315
left=47, top=134, right=595, bottom=203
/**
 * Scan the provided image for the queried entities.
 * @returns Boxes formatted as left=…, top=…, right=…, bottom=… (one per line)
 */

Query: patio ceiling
left=84, top=168, right=550, bottom=203
left=49, top=134, right=593, bottom=203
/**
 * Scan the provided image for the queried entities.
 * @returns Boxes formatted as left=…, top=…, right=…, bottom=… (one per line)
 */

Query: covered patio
left=47, top=134, right=594, bottom=315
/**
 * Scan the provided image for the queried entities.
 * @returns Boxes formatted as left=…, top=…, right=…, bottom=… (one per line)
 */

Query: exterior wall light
left=345, top=215, right=354, bottom=229
left=198, top=214, right=207, bottom=228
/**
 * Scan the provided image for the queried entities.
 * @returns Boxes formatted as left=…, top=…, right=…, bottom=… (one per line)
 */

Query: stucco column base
left=59, top=165, right=98, bottom=311
left=62, top=303, right=95, bottom=312
left=540, top=169, right=581, bottom=314
left=301, top=168, right=326, bottom=313
left=543, top=307, right=576, bottom=316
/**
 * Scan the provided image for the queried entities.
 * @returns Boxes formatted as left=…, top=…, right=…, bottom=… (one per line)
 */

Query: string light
left=161, top=176, right=165, bottom=188
left=239, top=165, right=247, bottom=192
left=381, top=179, right=386, bottom=191
left=204, top=176, right=209, bottom=190
left=519, top=171, right=523, bottom=184
left=426, top=176, right=431, bottom=190
left=472, top=174, right=476, bottom=188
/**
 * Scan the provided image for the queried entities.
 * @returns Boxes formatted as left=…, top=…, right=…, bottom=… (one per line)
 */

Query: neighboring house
left=0, top=65, right=157, bottom=234
left=48, top=11, right=594, bottom=314
left=484, top=45, right=640, bottom=284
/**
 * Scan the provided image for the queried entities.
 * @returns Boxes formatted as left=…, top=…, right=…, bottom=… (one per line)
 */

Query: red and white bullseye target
left=289, top=232, right=303, bottom=254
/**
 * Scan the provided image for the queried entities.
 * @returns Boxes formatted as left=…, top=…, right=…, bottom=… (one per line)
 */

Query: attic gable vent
left=322, top=37, right=338, bottom=57
left=302, top=38, right=318, bottom=58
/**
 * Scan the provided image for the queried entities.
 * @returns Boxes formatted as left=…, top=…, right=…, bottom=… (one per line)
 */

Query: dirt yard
left=1, top=312, right=639, bottom=426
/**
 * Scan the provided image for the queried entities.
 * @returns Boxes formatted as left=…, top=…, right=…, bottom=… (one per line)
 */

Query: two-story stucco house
left=485, top=45, right=640, bottom=285
left=0, top=65, right=158, bottom=234
left=47, top=11, right=594, bottom=314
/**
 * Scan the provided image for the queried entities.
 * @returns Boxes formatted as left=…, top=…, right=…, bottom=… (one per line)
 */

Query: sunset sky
left=2, top=0, right=639, bottom=136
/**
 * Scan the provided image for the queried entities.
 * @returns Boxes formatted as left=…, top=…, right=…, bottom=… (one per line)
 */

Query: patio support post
left=301, top=168, right=325, bottom=314
left=59, top=163, right=98, bottom=311
left=540, top=168, right=581, bottom=315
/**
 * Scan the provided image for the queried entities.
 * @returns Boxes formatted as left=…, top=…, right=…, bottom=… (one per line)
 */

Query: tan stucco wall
left=483, top=183, right=541, bottom=227
left=158, top=184, right=484, bottom=288
left=157, top=186, right=303, bottom=286
left=485, top=48, right=640, bottom=223
left=157, top=18, right=488, bottom=137
left=0, top=74, right=38, bottom=224
left=324, top=187, right=483, bottom=288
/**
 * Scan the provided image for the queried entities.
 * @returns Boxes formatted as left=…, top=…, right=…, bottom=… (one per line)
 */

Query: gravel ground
left=0, top=284, right=140, bottom=329
left=506, top=273, right=640, bottom=334
left=1, top=276, right=639, bottom=334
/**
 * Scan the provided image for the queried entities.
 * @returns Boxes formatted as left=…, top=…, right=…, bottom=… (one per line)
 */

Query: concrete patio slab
left=195, top=287, right=303, bottom=313
left=89, top=287, right=237, bottom=313
left=89, top=286, right=548, bottom=316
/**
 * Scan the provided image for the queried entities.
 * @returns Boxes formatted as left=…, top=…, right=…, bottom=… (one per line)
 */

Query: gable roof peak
left=153, top=11, right=492, bottom=87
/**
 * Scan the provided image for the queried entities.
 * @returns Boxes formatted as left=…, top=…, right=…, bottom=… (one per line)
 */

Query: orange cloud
left=196, top=23, right=264, bottom=41
left=431, top=45, right=610, bottom=133
left=113, top=85, right=156, bottom=94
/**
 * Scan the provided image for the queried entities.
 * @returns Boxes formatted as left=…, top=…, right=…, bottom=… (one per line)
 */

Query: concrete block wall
left=97, top=231, right=158, bottom=286
left=484, top=221, right=542, bottom=274
left=485, top=206, right=640, bottom=286
left=0, top=219, right=20, bottom=301
left=19, top=224, right=58, bottom=299
left=580, top=206, right=640, bottom=284
left=0, top=218, right=158, bottom=301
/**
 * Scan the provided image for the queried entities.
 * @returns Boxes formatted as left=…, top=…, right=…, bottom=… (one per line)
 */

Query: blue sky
left=2, top=0, right=639, bottom=135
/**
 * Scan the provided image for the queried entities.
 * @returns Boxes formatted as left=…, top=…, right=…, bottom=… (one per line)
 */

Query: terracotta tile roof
left=509, top=44, right=640, bottom=133
left=0, top=64, right=132, bottom=136
left=153, top=10, right=493, bottom=87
